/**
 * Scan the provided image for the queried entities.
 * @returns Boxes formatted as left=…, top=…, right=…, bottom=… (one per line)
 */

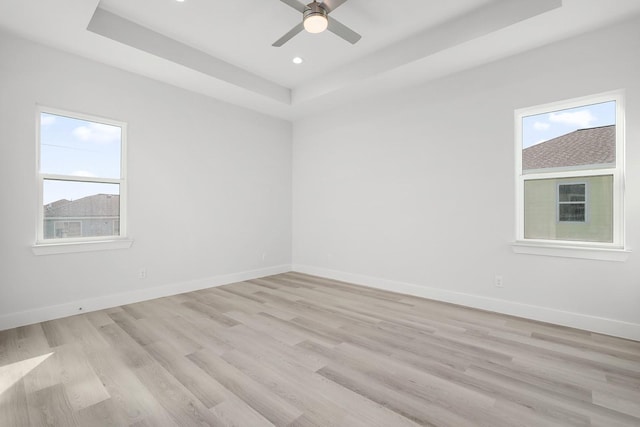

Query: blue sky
left=522, top=101, right=616, bottom=149
left=40, top=112, right=121, bottom=204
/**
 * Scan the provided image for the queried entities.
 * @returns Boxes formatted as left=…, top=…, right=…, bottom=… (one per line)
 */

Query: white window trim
left=33, top=106, right=131, bottom=255
left=32, top=239, right=134, bottom=256
left=512, top=242, right=630, bottom=262
left=513, top=90, right=629, bottom=261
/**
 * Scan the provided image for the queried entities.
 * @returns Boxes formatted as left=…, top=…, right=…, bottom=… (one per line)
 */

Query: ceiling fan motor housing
left=303, top=1, right=328, bottom=31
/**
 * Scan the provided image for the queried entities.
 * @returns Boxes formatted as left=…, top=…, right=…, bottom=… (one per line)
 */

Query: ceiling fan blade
left=319, top=0, right=348, bottom=13
left=272, top=22, right=305, bottom=47
left=327, top=17, right=361, bottom=44
left=280, top=0, right=306, bottom=13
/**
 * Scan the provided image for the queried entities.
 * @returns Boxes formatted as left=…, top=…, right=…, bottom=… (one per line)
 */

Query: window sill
left=32, top=239, right=133, bottom=256
left=512, top=242, right=630, bottom=262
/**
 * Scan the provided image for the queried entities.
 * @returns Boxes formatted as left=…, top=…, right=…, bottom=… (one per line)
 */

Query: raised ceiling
left=1, top=0, right=640, bottom=120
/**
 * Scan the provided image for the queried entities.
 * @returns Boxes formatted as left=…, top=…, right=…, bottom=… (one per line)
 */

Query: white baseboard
left=0, top=264, right=292, bottom=331
left=6, top=263, right=638, bottom=341
left=292, top=264, right=640, bottom=342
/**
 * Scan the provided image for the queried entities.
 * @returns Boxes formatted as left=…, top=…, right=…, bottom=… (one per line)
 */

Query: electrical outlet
left=495, top=275, right=504, bottom=288
left=138, top=268, right=147, bottom=279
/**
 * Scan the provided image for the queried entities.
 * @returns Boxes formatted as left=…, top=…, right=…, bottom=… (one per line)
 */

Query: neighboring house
left=44, top=193, right=120, bottom=239
left=522, top=125, right=615, bottom=243
left=523, top=125, right=615, bottom=172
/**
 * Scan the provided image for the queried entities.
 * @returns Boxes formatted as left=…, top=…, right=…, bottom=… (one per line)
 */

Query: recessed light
left=292, top=57, right=304, bottom=65
left=176, top=0, right=185, bottom=2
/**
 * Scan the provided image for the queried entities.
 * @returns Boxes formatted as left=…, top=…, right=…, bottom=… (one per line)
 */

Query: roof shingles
left=522, top=125, right=615, bottom=171
left=45, top=194, right=119, bottom=217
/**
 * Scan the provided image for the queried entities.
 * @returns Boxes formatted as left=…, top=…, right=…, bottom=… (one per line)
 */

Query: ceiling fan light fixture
left=303, top=3, right=328, bottom=33
left=304, top=15, right=328, bottom=33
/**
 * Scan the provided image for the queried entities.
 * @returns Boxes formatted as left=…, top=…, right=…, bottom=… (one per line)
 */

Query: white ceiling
left=1, top=0, right=640, bottom=120
left=97, top=0, right=495, bottom=88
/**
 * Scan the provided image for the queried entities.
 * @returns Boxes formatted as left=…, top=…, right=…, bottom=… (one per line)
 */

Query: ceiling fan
left=273, top=0, right=361, bottom=47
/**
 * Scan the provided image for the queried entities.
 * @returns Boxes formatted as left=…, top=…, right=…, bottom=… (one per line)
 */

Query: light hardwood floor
left=1, top=272, right=640, bottom=426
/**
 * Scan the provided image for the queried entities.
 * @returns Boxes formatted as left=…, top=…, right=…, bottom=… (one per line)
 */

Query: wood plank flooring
left=1, top=272, right=640, bottom=426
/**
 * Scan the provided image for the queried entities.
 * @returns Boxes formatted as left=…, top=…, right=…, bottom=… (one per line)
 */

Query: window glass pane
left=559, top=204, right=585, bottom=222
left=522, top=101, right=615, bottom=173
left=40, top=112, right=121, bottom=179
left=43, top=180, right=120, bottom=240
left=54, top=221, right=82, bottom=238
left=524, top=175, right=612, bottom=242
left=559, top=183, right=585, bottom=202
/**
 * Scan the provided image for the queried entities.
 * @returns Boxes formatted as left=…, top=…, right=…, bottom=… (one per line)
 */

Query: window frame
left=514, top=90, right=626, bottom=254
left=34, top=106, right=130, bottom=253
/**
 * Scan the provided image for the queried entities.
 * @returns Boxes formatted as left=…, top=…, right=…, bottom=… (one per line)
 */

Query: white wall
left=292, top=18, right=640, bottom=340
left=0, top=32, right=292, bottom=329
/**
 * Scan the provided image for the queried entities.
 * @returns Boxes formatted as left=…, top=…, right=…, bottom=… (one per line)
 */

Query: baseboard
left=0, top=264, right=292, bottom=331
left=292, top=264, right=640, bottom=342
left=6, top=263, right=638, bottom=341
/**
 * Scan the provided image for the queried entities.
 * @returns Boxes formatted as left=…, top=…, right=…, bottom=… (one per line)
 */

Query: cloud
left=548, top=110, right=596, bottom=128
left=41, top=115, right=56, bottom=126
left=533, top=121, right=550, bottom=131
left=73, top=123, right=121, bottom=144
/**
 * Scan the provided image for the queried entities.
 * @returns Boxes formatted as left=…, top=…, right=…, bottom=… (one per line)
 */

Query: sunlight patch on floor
left=0, top=352, right=54, bottom=394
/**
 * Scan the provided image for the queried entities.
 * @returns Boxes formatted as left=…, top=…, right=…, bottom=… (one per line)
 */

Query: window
left=515, top=91, right=625, bottom=253
left=557, top=183, right=586, bottom=223
left=36, top=107, right=128, bottom=250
